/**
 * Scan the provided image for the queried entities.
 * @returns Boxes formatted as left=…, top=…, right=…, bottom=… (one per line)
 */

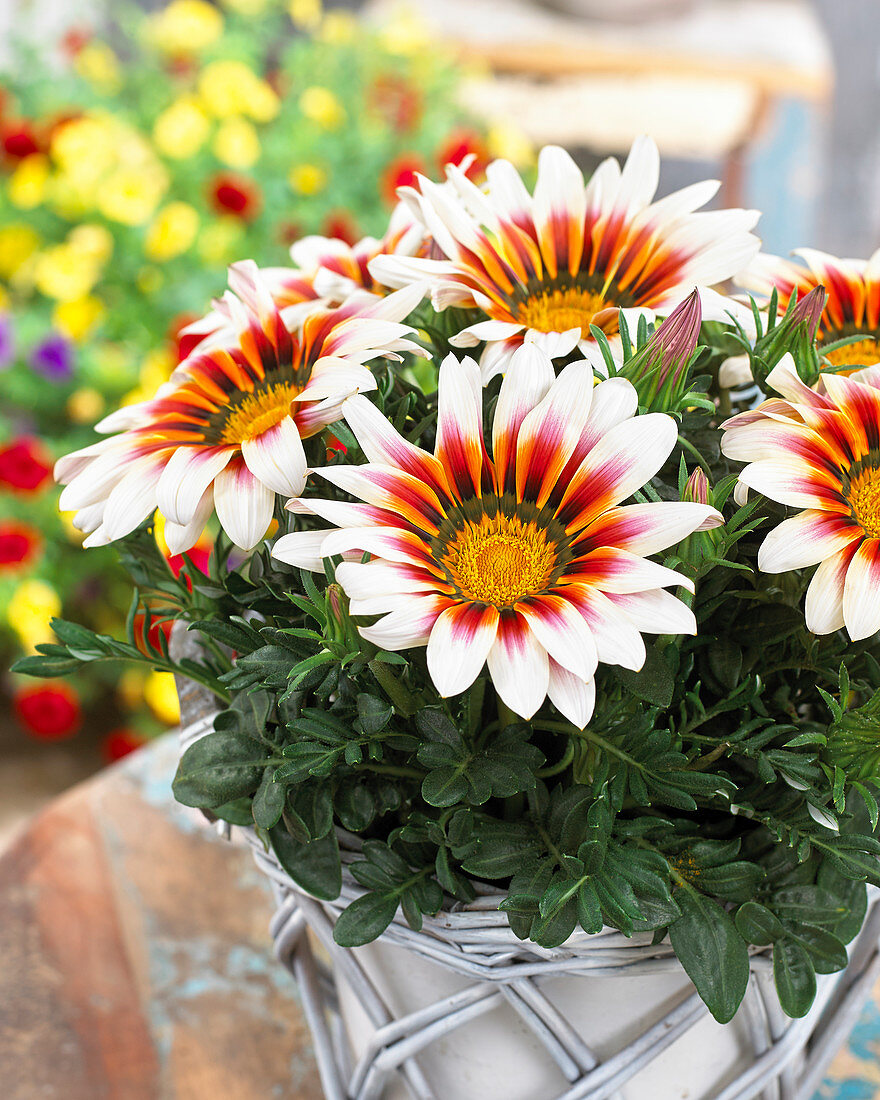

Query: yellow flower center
left=517, top=286, right=610, bottom=338
left=825, top=336, right=880, bottom=369
left=849, top=467, right=880, bottom=538
left=221, top=381, right=299, bottom=444
left=444, top=512, right=557, bottom=607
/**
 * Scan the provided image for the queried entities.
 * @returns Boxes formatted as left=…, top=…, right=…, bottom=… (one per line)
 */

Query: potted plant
left=17, top=137, right=880, bottom=1100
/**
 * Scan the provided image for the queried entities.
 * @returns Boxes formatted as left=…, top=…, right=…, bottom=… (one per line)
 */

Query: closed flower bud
left=683, top=467, right=710, bottom=507
left=620, top=289, right=702, bottom=412
left=751, top=286, right=826, bottom=387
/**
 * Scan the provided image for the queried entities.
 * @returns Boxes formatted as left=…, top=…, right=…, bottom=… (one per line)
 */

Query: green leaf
left=530, top=890, right=578, bottom=948
left=697, top=861, right=765, bottom=903
left=212, top=797, right=254, bottom=826
left=421, top=767, right=469, bottom=808
left=269, top=824, right=341, bottom=901
left=669, top=889, right=749, bottom=1024
left=577, top=880, right=603, bottom=934
left=356, top=693, right=394, bottom=735
left=613, top=643, right=674, bottom=707
left=172, top=731, right=268, bottom=809
left=500, top=861, right=553, bottom=940
left=821, top=835, right=880, bottom=886
left=461, top=820, right=543, bottom=879
left=333, top=892, right=398, bottom=947
left=735, top=902, right=783, bottom=946
left=252, top=768, right=286, bottom=830
left=773, top=938, right=817, bottom=1018
left=790, top=926, right=847, bottom=974
left=707, top=638, right=743, bottom=690
left=772, top=886, right=846, bottom=927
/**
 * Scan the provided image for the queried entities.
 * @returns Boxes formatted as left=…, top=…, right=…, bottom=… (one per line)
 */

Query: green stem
left=537, top=740, right=575, bottom=778
left=677, top=434, right=711, bottom=475
left=355, top=762, right=424, bottom=780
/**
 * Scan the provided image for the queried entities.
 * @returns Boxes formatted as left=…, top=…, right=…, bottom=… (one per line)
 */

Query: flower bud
left=751, top=286, right=826, bottom=387
left=620, top=289, right=702, bottom=412
left=326, top=582, right=349, bottom=645
left=683, top=467, right=710, bottom=506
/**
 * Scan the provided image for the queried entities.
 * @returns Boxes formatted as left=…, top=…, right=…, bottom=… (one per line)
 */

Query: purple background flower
left=30, top=333, right=74, bottom=379
left=0, top=315, right=15, bottom=370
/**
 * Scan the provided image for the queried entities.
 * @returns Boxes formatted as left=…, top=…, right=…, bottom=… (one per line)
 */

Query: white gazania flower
left=265, top=200, right=426, bottom=306
left=56, top=263, right=426, bottom=553
left=180, top=203, right=427, bottom=356
left=740, top=247, right=880, bottom=371
left=721, top=354, right=880, bottom=640
left=273, top=348, right=721, bottom=726
left=370, top=137, right=760, bottom=381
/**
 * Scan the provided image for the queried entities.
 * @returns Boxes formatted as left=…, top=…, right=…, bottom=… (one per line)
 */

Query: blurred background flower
left=0, top=0, right=494, bottom=793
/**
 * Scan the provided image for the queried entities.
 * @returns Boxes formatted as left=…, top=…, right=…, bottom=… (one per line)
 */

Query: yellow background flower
left=33, top=244, right=102, bottom=302
left=317, top=10, right=356, bottom=43
left=197, top=217, right=245, bottom=265
left=67, top=224, right=114, bottom=266
left=8, top=154, right=50, bottom=209
left=289, top=162, right=328, bottom=195
left=299, top=85, right=346, bottom=130
left=0, top=224, right=41, bottom=279
left=144, top=670, right=181, bottom=724
left=198, top=60, right=280, bottom=122
left=97, top=166, right=168, bottom=226
left=66, top=387, right=106, bottom=424
left=145, top=202, right=200, bottom=261
left=153, top=96, right=211, bottom=159
left=145, top=0, right=224, bottom=54
left=74, top=42, right=122, bottom=94
left=7, top=580, right=61, bottom=651
left=212, top=118, right=261, bottom=168
left=54, top=296, right=105, bottom=341
left=288, top=0, right=323, bottom=30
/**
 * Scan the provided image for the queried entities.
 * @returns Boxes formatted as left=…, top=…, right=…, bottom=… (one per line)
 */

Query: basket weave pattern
left=180, top=716, right=880, bottom=1100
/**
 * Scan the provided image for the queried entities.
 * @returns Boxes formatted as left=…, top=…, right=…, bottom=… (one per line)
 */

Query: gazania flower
left=721, top=354, right=880, bottom=640
left=371, top=137, right=760, bottom=380
left=740, top=248, right=880, bottom=370
left=209, top=172, right=262, bottom=221
left=274, top=349, right=720, bottom=725
left=55, top=263, right=425, bottom=553
left=264, top=201, right=425, bottom=309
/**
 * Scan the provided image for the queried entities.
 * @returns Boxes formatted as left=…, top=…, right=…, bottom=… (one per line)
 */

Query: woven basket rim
left=181, top=714, right=770, bottom=970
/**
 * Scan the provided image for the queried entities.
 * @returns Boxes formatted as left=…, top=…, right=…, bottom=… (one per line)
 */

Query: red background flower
left=381, top=153, right=427, bottom=207
left=0, top=520, right=41, bottom=570
left=14, top=683, right=82, bottom=740
left=0, top=437, right=53, bottom=493
left=436, top=129, right=489, bottom=180
left=322, top=211, right=359, bottom=246
left=102, top=727, right=146, bottom=763
left=209, top=173, right=262, bottom=221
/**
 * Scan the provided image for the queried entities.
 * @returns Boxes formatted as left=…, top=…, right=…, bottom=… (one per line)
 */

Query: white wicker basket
left=179, top=715, right=880, bottom=1100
